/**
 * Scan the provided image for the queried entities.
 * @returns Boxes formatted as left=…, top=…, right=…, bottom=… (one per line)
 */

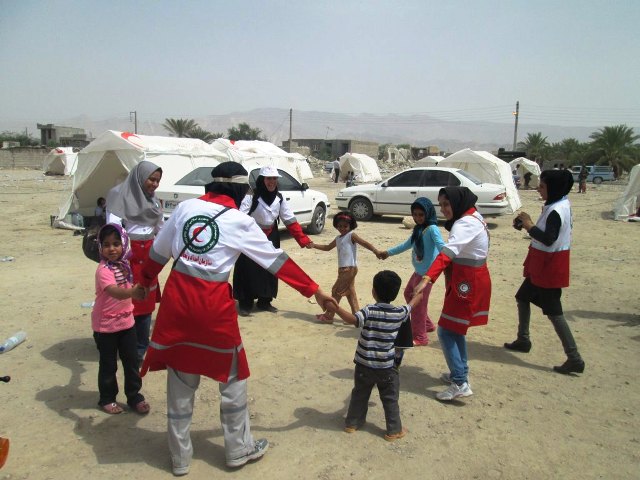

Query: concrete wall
left=0, top=147, right=49, bottom=169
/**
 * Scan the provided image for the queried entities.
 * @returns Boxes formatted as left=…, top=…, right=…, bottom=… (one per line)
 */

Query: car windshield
left=175, top=167, right=215, bottom=186
left=456, top=170, right=483, bottom=185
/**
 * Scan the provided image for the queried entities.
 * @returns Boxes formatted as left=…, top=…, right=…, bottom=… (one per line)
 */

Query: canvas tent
left=415, top=155, right=445, bottom=167
left=338, top=153, right=382, bottom=183
left=613, top=164, right=640, bottom=221
left=509, top=157, right=541, bottom=188
left=55, top=131, right=226, bottom=226
left=439, top=148, right=522, bottom=213
left=43, top=147, right=78, bottom=176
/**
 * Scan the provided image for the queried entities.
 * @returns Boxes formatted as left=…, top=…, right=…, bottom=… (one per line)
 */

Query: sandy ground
left=0, top=168, right=638, bottom=480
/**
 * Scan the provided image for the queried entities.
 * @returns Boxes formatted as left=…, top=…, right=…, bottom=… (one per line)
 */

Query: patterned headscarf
left=98, top=223, right=133, bottom=283
left=106, top=161, right=163, bottom=225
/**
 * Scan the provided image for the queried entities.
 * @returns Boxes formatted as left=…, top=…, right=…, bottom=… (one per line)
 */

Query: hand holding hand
left=131, top=284, right=147, bottom=300
left=377, top=250, right=389, bottom=260
left=314, top=289, right=337, bottom=313
left=413, top=276, right=431, bottom=296
left=306, top=242, right=315, bottom=249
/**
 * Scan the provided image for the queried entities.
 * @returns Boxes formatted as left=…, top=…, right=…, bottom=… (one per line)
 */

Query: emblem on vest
left=182, top=215, right=220, bottom=254
left=457, top=281, right=471, bottom=298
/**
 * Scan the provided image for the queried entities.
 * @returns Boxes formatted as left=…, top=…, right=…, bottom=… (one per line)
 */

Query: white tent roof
left=338, top=153, right=382, bottom=183
left=56, top=131, right=226, bottom=222
left=509, top=157, right=541, bottom=187
left=439, top=148, right=522, bottom=213
left=613, top=164, right=640, bottom=221
left=43, top=147, right=78, bottom=176
left=415, top=155, right=445, bottom=167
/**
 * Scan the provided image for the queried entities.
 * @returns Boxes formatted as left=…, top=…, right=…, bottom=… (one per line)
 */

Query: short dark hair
left=373, top=270, right=402, bottom=303
left=332, top=212, right=357, bottom=230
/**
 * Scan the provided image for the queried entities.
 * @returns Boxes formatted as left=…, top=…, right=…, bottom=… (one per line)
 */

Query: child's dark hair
left=332, top=212, right=357, bottom=230
left=373, top=270, right=402, bottom=303
left=98, top=224, right=121, bottom=244
left=97, top=197, right=105, bottom=206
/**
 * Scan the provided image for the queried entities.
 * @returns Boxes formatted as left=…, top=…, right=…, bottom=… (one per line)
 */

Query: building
left=282, top=138, right=379, bottom=160
left=410, top=145, right=441, bottom=160
left=37, top=124, right=92, bottom=148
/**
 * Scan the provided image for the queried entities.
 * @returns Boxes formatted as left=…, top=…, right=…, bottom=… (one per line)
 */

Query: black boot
left=553, top=358, right=585, bottom=375
left=504, top=338, right=532, bottom=353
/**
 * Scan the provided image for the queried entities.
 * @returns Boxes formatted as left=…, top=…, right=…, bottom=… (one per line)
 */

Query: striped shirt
left=354, top=303, right=411, bottom=369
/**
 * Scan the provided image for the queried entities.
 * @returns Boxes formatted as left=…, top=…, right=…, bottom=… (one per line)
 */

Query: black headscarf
left=540, top=169, right=573, bottom=205
left=205, top=162, right=250, bottom=208
left=254, top=175, right=279, bottom=206
left=410, top=197, right=437, bottom=261
left=439, top=186, right=478, bottom=231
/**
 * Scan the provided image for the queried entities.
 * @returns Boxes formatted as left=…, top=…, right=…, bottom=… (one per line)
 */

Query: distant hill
left=2, top=108, right=600, bottom=152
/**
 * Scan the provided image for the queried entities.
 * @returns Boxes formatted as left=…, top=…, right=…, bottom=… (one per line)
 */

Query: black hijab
left=254, top=175, right=279, bottom=206
left=439, top=186, right=478, bottom=231
left=540, top=169, right=573, bottom=205
left=205, top=162, right=250, bottom=208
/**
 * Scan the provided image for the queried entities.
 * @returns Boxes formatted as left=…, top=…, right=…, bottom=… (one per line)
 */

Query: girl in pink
left=92, top=223, right=150, bottom=415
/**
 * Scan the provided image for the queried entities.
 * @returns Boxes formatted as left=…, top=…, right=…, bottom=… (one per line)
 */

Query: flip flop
left=0, top=437, right=9, bottom=469
left=101, top=402, right=123, bottom=414
left=134, top=400, right=150, bottom=414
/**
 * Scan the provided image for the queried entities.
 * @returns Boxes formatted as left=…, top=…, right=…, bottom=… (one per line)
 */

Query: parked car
left=570, top=165, right=615, bottom=184
left=335, top=167, right=509, bottom=221
left=156, top=166, right=330, bottom=234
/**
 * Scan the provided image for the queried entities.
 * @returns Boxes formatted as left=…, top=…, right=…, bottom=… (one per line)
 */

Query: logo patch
left=457, top=281, right=471, bottom=298
left=182, top=215, right=219, bottom=254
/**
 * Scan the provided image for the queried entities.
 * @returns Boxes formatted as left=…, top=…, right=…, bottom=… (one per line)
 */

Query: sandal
left=101, top=402, right=123, bottom=415
left=134, top=400, right=150, bottom=414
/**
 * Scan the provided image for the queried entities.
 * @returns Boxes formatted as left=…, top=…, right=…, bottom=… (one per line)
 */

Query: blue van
left=571, top=165, right=615, bottom=184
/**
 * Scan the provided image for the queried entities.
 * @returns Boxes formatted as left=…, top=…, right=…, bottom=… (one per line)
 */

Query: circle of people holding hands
left=91, top=160, right=583, bottom=475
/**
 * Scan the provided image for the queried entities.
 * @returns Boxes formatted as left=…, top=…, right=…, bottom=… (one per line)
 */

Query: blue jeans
left=134, top=314, right=151, bottom=364
left=438, top=326, right=468, bottom=385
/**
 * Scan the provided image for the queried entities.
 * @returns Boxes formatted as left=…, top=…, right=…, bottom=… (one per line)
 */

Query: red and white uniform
left=426, top=208, right=491, bottom=335
left=140, top=193, right=318, bottom=382
left=523, top=198, right=571, bottom=289
left=240, top=194, right=311, bottom=246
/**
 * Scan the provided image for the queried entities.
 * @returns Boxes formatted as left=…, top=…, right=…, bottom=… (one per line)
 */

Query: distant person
left=578, top=164, right=588, bottom=194
left=504, top=170, right=585, bottom=375
left=325, top=270, right=423, bottom=441
left=346, top=171, right=355, bottom=187
left=95, top=197, right=106, bottom=219
left=333, top=158, right=341, bottom=183
left=523, top=172, right=532, bottom=188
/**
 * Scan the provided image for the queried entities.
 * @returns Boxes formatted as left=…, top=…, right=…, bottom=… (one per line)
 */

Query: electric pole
left=512, top=101, right=519, bottom=150
left=130, top=111, right=138, bottom=134
left=288, top=108, right=293, bottom=153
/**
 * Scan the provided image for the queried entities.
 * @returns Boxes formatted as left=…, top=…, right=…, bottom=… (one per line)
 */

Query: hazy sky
left=2, top=0, right=639, bottom=127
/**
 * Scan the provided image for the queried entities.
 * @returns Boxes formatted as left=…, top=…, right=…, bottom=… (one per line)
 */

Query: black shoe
left=257, top=303, right=278, bottom=313
left=238, top=307, right=252, bottom=317
left=503, top=339, right=532, bottom=353
left=553, top=359, right=585, bottom=375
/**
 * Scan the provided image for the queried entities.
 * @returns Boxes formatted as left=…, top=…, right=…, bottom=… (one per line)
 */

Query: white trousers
left=166, top=349, right=254, bottom=469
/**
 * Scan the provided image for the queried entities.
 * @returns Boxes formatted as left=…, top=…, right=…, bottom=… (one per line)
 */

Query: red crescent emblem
left=192, top=226, right=206, bottom=242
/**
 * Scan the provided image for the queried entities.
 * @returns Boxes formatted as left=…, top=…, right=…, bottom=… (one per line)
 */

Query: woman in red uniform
left=504, top=169, right=585, bottom=375
left=106, top=161, right=163, bottom=365
left=140, top=162, right=335, bottom=475
left=414, top=187, right=491, bottom=401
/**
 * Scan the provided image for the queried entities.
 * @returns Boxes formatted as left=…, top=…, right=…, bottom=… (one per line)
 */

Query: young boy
left=326, top=270, right=422, bottom=441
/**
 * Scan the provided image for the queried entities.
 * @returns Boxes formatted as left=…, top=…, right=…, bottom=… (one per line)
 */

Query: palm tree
left=588, top=125, right=640, bottom=177
left=554, top=138, right=584, bottom=165
left=518, top=132, right=549, bottom=162
left=163, top=118, right=198, bottom=137
left=227, top=122, right=265, bottom=141
left=187, top=127, right=217, bottom=143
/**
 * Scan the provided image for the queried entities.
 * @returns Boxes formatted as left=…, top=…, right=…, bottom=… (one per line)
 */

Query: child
left=414, top=187, right=491, bottom=401
left=326, top=270, right=422, bottom=441
left=92, top=223, right=150, bottom=414
left=95, top=197, right=106, bottom=218
left=378, top=197, right=445, bottom=346
left=309, top=212, right=380, bottom=323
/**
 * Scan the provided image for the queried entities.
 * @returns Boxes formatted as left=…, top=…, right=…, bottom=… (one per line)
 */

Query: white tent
left=613, top=164, right=640, bottom=221
left=210, top=139, right=313, bottom=183
left=439, top=148, right=522, bottom=213
left=415, top=155, right=445, bottom=167
left=43, top=147, right=78, bottom=176
left=55, top=131, right=226, bottom=225
left=509, top=157, right=541, bottom=188
left=338, top=153, right=382, bottom=183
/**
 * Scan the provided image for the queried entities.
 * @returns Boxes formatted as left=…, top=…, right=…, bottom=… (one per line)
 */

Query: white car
left=335, top=166, right=509, bottom=220
left=156, top=166, right=330, bottom=234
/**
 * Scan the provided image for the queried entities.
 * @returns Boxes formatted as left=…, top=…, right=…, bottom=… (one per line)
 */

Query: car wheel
left=306, top=205, right=326, bottom=234
left=349, top=198, right=373, bottom=221
left=593, top=177, right=603, bottom=185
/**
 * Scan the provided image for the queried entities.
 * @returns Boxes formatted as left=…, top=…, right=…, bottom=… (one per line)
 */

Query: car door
left=373, top=170, right=426, bottom=215
left=419, top=170, right=461, bottom=204
left=275, top=169, right=313, bottom=224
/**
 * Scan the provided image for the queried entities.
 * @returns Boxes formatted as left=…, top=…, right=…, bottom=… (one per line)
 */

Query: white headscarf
left=106, top=161, right=163, bottom=225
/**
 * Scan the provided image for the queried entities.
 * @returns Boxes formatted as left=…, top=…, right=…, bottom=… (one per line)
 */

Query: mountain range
left=3, top=108, right=600, bottom=152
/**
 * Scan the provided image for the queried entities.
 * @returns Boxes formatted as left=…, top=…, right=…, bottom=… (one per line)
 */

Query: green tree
left=588, top=125, right=640, bottom=177
left=227, top=122, right=265, bottom=141
left=187, top=127, right=218, bottom=142
left=163, top=118, right=198, bottom=137
left=0, top=131, right=39, bottom=146
left=518, top=132, right=550, bottom=162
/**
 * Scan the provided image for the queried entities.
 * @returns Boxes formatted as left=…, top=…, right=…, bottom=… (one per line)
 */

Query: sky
left=2, top=0, right=640, bottom=128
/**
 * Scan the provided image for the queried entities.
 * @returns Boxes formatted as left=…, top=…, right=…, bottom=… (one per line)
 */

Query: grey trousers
left=167, top=349, right=254, bottom=470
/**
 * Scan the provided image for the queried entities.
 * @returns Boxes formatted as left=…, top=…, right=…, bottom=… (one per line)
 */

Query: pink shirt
left=92, top=262, right=135, bottom=333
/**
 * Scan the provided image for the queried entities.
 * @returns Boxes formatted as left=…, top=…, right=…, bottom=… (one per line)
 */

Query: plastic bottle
left=80, top=301, right=95, bottom=308
left=0, top=331, right=27, bottom=354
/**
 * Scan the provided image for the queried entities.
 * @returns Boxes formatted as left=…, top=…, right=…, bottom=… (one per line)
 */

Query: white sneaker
left=440, top=372, right=471, bottom=389
left=226, top=439, right=269, bottom=468
left=436, top=382, right=473, bottom=401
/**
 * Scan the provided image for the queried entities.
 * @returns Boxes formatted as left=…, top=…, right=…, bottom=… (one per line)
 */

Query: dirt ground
left=0, top=169, right=638, bottom=480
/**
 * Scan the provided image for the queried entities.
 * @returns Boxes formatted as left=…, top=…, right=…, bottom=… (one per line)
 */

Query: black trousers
left=346, top=363, right=401, bottom=435
left=93, top=327, right=144, bottom=407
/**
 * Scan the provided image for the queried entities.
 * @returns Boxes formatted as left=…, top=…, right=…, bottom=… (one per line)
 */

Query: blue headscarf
left=410, top=197, right=437, bottom=261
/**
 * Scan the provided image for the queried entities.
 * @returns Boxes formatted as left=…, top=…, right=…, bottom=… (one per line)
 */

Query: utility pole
left=288, top=108, right=293, bottom=153
left=130, top=111, right=138, bottom=134
left=512, top=101, right=519, bottom=150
